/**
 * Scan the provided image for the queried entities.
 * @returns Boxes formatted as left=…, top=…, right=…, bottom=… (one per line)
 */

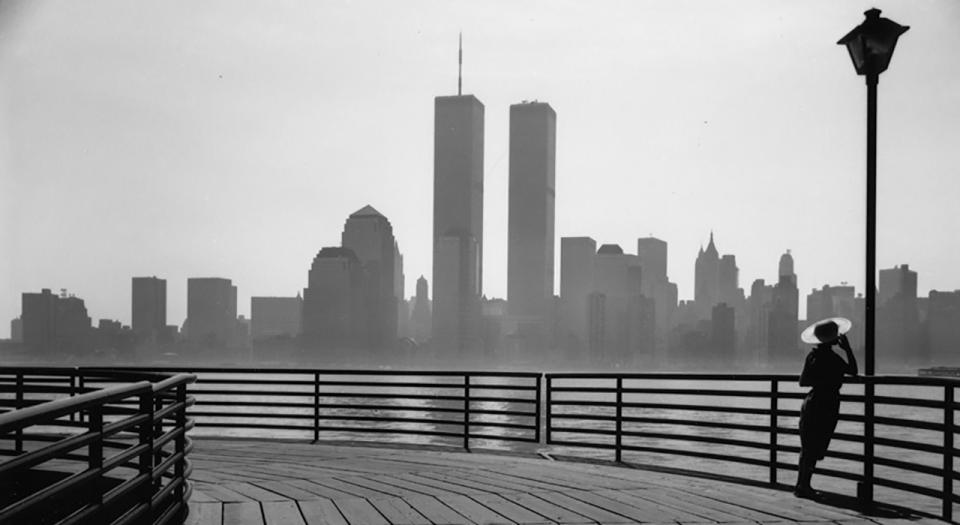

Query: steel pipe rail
left=0, top=368, right=196, bottom=525
left=545, top=372, right=959, bottom=522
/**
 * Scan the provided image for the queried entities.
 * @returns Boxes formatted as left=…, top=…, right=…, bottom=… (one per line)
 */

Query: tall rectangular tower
left=132, top=276, right=166, bottom=339
left=507, top=101, right=556, bottom=318
left=433, top=94, right=484, bottom=355
left=186, top=277, right=236, bottom=346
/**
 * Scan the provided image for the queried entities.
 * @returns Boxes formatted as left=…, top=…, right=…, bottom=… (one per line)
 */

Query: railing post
left=79, top=374, right=86, bottom=424
left=15, top=373, right=23, bottom=454
left=944, top=385, right=954, bottom=522
left=153, top=395, right=163, bottom=492
left=534, top=374, right=542, bottom=444
left=615, top=377, right=623, bottom=463
left=138, top=390, right=154, bottom=515
left=69, top=374, right=77, bottom=423
left=770, top=379, right=778, bottom=485
left=859, top=378, right=875, bottom=507
left=174, top=384, right=187, bottom=507
left=89, top=405, right=104, bottom=507
left=545, top=375, right=553, bottom=445
left=463, top=374, right=471, bottom=451
left=313, top=372, right=320, bottom=443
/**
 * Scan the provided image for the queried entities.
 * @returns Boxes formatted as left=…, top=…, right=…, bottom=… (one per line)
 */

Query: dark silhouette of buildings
left=694, top=233, right=743, bottom=321
left=560, top=237, right=596, bottom=358
left=636, top=237, right=678, bottom=357
left=711, top=302, right=736, bottom=361
left=251, top=295, right=302, bottom=341
left=507, top=101, right=556, bottom=323
left=927, top=290, right=960, bottom=365
left=301, top=247, right=363, bottom=351
left=768, top=251, right=799, bottom=363
left=878, top=264, right=921, bottom=366
left=10, top=317, right=22, bottom=342
left=410, top=276, right=432, bottom=344
left=433, top=94, right=484, bottom=357
left=21, top=288, right=91, bottom=354
left=131, top=276, right=166, bottom=342
left=185, top=278, right=237, bottom=347
left=342, top=205, right=401, bottom=351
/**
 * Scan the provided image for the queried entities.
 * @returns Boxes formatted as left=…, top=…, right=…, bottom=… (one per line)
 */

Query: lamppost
left=837, top=8, right=908, bottom=507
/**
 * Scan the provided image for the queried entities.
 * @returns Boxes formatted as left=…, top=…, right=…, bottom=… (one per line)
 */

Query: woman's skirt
left=799, top=391, right=841, bottom=461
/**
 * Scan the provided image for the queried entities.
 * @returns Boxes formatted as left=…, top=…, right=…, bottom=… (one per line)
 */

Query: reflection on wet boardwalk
left=186, top=439, right=937, bottom=525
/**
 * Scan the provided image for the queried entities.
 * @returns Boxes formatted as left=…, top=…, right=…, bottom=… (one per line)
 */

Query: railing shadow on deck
left=0, top=368, right=196, bottom=525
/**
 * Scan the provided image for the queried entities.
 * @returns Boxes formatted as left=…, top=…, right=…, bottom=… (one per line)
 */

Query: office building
left=342, top=205, right=401, bottom=350
left=186, top=278, right=237, bottom=347
left=560, top=237, right=596, bottom=354
left=132, top=276, right=166, bottom=340
left=301, top=247, right=364, bottom=350
left=432, top=94, right=484, bottom=355
left=878, top=264, right=920, bottom=366
left=507, top=101, right=556, bottom=320
left=251, top=296, right=302, bottom=340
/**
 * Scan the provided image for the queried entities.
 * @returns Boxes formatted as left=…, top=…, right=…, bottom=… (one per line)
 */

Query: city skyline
left=2, top=1, right=959, bottom=336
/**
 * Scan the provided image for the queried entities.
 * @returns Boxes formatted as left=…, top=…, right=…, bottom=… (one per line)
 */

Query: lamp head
left=837, top=8, right=909, bottom=77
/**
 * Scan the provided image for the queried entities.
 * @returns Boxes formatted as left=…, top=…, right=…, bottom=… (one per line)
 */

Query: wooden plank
left=619, top=488, right=741, bottom=522
left=223, top=482, right=290, bottom=502
left=391, top=472, right=485, bottom=495
left=369, top=497, right=432, bottom=525
left=564, top=489, right=674, bottom=523
left=255, top=480, right=325, bottom=500
left=189, top=487, right=220, bottom=503
left=375, top=474, right=463, bottom=498
left=468, top=493, right=554, bottom=525
left=527, top=491, right=630, bottom=524
left=595, top=489, right=705, bottom=522
left=298, top=499, right=349, bottom=525
left=309, top=476, right=391, bottom=499
left=200, top=483, right=258, bottom=502
left=499, top=493, right=592, bottom=524
left=185, top=502, right=223, bottom=525
left=403, top=495, right=473, bottom=525
left=263, top=501, right=307, bottom=525
left=416, top=471, right=516, bottom=495
left=335, top=498, right=390, bottom=525
left=286, top=479, right=361, bottom=500
left=223, top=502, right=265, bottom=525
left=334, top=475, right=428, bottom=498
left=437, top=494, right=514, bottom=525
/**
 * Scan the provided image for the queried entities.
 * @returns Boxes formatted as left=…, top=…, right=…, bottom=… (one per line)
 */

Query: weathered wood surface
left=186, top=439, right=938, bottom=525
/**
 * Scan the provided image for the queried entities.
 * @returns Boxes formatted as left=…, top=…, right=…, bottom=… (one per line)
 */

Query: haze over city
left=2, top=0, right=958, bottom=338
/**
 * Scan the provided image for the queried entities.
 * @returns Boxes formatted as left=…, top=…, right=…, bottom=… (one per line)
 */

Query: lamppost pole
left=837, top=7, right=908, bottom=508
left=863, top=69, right=878, bottom=505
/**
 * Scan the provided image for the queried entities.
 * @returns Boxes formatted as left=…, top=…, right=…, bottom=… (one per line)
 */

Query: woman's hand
left=838, top=334, right=853, bottom=352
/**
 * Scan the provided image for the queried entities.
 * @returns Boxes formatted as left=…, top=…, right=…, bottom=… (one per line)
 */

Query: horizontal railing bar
left=115, top=367, right=539, bottom=377
left=192, top=400, right=313, bottom=408
left=0, top=431, right=99, bottom=475
left=620, top=416, right=771, bottom=433
left=468, top=433, right=536, bottom=442
left=0, top=467, right=99, bottom=522
left=619, top=430, right=772, bottom=451
left=313, top=425, right=466, bottom=438
left=314, top=403, right=465, bottom=413
left=547, top=372, right=796, bottom=380
left=187, top=389, right=313, bottom=397
left=619, top=443, right=774, bottom=468
left=0, top=382, right=151, bottom=433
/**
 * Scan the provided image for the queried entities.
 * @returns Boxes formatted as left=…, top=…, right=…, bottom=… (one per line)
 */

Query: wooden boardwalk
left=186, top=439, right=939, bottom=525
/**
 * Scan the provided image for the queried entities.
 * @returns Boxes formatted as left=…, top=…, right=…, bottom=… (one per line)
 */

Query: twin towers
left=432, top=94, right=556, bottom=355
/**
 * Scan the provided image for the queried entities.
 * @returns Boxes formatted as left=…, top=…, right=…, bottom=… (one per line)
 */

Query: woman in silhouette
left=795, top=318, right=858, bottom=499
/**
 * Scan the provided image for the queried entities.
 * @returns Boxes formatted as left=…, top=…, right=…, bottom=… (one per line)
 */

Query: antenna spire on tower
left=458, top=32, right=462, bottom=96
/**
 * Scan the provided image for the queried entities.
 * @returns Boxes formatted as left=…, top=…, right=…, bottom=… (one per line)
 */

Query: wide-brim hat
left=801, top=317, right=852, bottom=345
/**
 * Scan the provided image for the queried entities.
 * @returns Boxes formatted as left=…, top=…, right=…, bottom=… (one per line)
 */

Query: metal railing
left=128, top=368, right=541, bottom=450
left=0, top=368, right=196, bottom=525
left=546, top=372, right=959, bottom=521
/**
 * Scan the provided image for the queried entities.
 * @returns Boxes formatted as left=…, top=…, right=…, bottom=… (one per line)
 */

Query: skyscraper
left=768, top=251, right=799, bottom=364
left=878, top=264, right=920, bottom=366
left=694, top=233, right=720, bottom=319
left=507, top=101, right=556, bottom=319
left=433, top=94, right=484, bottom=355
left=342, top=205, right=400, bottom=350
left=131, top=276, right=166, bottom=341
left=637, top=237, right=678, bottom=355
left=186, top=278, right=237, bottom=347
left=21, top=288, right=92, bottom=354
left=411, top=276, right=432, bottom=343
left=301, top=247, right=363, bottom=350
left=560, top=237, right=596, bottom=353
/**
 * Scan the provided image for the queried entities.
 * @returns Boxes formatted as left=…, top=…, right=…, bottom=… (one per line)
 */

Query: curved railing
left=0, top=368, right=196, bottom=525
left=125, top=367, right=541, bottom=450
left=546, top=372, right=959, bottom=521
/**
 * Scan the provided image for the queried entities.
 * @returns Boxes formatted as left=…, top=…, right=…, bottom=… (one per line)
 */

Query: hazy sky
left=1, top=0, right=958, bottom=336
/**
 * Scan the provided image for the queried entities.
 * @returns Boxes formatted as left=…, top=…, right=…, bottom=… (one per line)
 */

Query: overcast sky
left=1, top=0, right=958, bottom=335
